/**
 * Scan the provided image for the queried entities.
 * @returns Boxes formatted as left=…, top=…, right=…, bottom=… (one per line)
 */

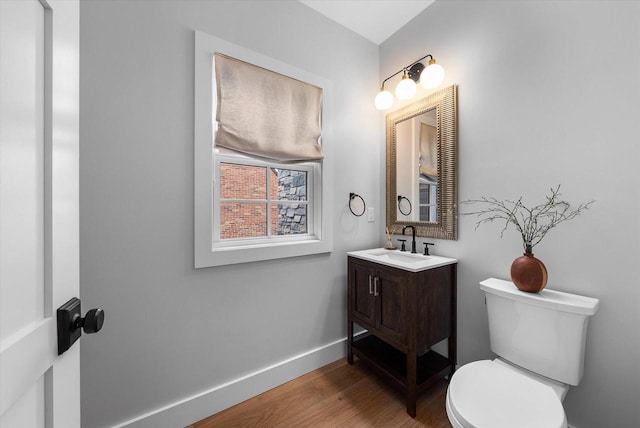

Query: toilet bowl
left=446, top=359, right=568, bottom=428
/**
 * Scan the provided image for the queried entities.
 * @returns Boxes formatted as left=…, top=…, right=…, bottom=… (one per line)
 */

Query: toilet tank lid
left=480, top=278, right=600, bottom=316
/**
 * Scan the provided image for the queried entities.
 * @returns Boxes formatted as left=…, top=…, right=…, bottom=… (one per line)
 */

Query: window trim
left=194, top=31, right=333, bottom=268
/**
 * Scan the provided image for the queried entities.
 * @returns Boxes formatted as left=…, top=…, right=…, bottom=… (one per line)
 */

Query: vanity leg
left=448, top=264, right=458, bottom=380
left=347, top=320, right=354, bottom=365
left=406, top=354, right=417, bottom=417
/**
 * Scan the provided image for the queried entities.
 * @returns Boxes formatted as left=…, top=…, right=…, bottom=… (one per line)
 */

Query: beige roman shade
left=214, top=53, right=323, bottom=161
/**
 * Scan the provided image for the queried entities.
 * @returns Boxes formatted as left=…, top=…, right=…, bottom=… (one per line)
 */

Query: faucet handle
left=423, top=242, right=434, bottom=255
left=398, top=239, right=407, bottom=252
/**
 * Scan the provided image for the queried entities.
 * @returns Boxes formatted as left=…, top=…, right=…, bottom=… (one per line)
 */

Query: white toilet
left=446, top=277, right=599, bottom=428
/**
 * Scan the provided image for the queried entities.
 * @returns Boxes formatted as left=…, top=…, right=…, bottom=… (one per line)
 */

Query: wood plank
left=188, top=359, right=452, bottom=428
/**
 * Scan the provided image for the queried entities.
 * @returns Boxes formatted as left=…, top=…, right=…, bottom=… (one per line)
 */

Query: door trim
left=0, top=319, right=55, bottom=414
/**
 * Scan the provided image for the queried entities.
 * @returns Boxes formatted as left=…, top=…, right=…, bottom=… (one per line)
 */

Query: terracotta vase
left=510, top=251, right=548, bottom=293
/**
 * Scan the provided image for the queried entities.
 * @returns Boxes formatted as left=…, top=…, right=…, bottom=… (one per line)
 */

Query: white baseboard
left=112, top=337, right=348, bottom=428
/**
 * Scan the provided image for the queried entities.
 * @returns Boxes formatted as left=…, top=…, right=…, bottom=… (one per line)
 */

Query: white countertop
left=347, top=248, right=458, bottom=272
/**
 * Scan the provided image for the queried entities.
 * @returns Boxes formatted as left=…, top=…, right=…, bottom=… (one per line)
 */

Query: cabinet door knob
left=374, top=277, right=379, bottom=296
left=369, top=275, right=373, bottom=294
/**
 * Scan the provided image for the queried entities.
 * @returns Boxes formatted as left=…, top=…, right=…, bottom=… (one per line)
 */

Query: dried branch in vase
left=461, top=185, right=594, bottom=253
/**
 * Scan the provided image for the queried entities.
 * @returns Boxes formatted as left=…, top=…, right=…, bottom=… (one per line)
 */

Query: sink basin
left=347, top=248, right=458, bottom=272
left=367, top=250, right=426, bottom=264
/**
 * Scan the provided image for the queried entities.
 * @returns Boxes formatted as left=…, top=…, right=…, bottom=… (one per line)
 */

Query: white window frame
left=194, top=31, right=333, bottom=268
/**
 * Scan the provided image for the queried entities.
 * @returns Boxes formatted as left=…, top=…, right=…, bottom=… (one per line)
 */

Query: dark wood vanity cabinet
left=347, top=256, right=457, bottom=417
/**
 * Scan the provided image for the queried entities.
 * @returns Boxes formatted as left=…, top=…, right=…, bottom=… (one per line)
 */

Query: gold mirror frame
left=386, top=85, right=458, bottom=240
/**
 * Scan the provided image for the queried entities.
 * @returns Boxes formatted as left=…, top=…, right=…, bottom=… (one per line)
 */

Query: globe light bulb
left=374, top=88, right=394, bottom=110
left=395, top=71, right=416, bottom=100
left=420, top=59, right=445, bottom=89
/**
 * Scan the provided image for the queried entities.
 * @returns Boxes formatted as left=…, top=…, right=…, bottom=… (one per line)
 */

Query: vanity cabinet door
left=349, top=260, right=376, bottom=327
left=348, top=258, right=407, bottom=345
left=375, top=268, right=406, bottom=344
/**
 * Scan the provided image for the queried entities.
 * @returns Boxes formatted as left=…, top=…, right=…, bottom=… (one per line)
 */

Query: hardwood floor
left=188, top=358, right=453, bottom=428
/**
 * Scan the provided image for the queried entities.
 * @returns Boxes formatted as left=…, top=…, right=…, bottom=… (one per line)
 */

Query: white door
left=0, top=0, right=81, bottom=427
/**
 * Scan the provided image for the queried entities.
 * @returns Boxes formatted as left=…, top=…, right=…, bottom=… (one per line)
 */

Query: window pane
left=220, top=202, right=267, bottom=239
left=273, top=168, right=307, bottom=201
left=272, top=203, right=307, bottom=235
left=419, top=182, right=438, bottom=222
left=420, top=206, right=430, bottom=222
left=420, top=183, right=431, bottom=205
left=220, top=163, right=267, bottom=200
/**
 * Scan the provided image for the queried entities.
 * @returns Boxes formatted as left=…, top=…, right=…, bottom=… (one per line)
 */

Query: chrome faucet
left=402, top=225, right=417, bottom=254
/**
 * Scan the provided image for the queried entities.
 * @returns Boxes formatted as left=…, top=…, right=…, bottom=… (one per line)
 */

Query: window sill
left=195, top=238, right=331, bottom=268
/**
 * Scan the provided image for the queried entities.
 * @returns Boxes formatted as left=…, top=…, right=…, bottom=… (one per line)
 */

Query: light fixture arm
left=379, top=54, right=434, bottom=88
left=380, top=69, right=404, bottom=89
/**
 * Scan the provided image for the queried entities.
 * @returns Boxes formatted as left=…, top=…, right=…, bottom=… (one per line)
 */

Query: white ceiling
left=299, top=0, right=434, bottom=45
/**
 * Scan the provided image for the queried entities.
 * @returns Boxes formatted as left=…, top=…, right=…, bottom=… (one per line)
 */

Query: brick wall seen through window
left=220, top=164, right=308, bottom=239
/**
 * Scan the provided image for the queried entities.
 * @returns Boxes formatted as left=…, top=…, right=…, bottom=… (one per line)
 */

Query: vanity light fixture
left=374, top=54, right=445, bottom=111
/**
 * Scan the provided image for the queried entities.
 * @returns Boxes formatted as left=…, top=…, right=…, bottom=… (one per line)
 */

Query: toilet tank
left=480, top=278, right=599, bottom=385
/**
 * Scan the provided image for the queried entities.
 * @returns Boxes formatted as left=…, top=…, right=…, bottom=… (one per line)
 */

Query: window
left=214, top=156, right=316, bottom=245
left=419, top=181, right=437, bottom=222
left=194, top=31, right=333, bottom=267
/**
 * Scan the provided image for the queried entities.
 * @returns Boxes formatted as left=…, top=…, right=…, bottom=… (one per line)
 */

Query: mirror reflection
left=386, top=85, right=457, bottom=240
left=395, top=108, right=438, bottom=223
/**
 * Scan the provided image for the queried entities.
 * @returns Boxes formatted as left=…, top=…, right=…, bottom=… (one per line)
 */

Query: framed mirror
left=386, top=85, right=457, bottom=240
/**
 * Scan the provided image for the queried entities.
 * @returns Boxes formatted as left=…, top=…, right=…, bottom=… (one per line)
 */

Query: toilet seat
left=446, top=360, right=567, bottom=428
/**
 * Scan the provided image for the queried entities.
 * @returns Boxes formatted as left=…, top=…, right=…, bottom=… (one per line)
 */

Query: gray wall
left=79, top=1, right=381, bottom=427
left=380, top=1, right=639, bottom=427
left=81, top=1, right=640, bottom=427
